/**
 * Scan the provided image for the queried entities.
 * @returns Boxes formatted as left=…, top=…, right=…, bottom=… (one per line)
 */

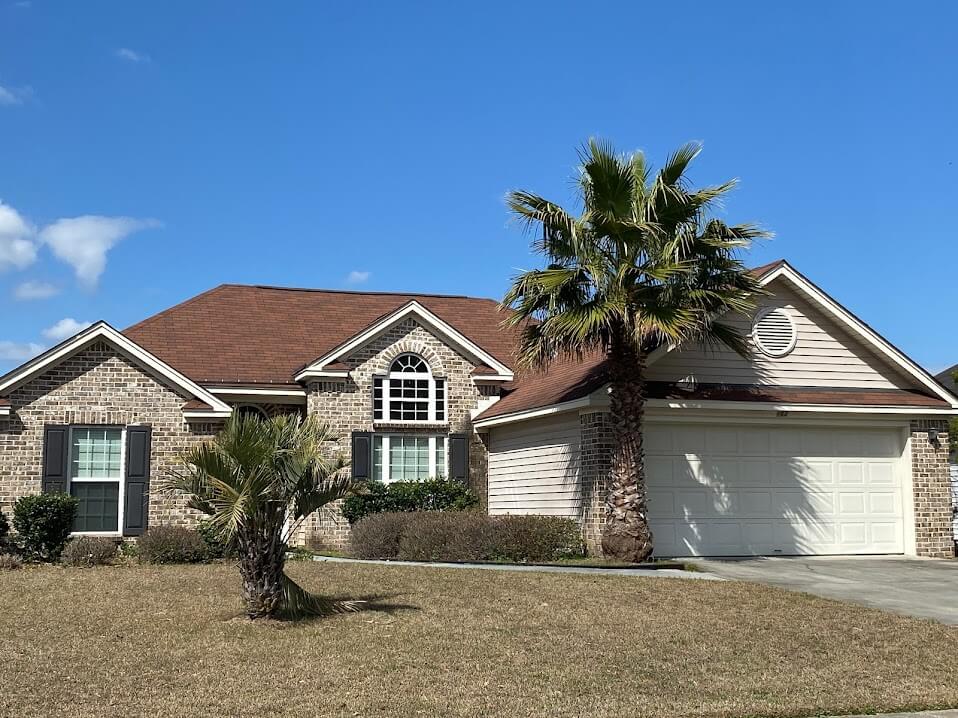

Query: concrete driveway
left=692, top=556, right=958, bottom=625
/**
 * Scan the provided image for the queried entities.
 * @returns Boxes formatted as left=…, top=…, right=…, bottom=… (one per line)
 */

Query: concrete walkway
left=827, top=711, right=958, bottom=718
left=310, top=554, right=720, bottom=580
left=692, top=556, right=958, bottom=624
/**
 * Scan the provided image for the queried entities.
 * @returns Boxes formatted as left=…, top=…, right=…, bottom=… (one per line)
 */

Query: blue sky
left=1, top=1, right=956, bottom=374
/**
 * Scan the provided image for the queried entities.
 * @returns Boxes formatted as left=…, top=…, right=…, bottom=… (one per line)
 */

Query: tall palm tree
left=502, top=140, right=769, bottom=561
left=164, top=413, right=358, bottom=619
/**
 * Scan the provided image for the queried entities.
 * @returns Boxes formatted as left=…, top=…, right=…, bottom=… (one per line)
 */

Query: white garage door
left=646, top=423, right=906, bottom=557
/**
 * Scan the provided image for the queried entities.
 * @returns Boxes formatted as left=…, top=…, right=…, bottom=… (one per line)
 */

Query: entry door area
left=645, top=422, right=907, bottom=557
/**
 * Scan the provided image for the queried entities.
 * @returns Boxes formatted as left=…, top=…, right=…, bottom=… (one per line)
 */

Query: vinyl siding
left=645, top=278, right=914, bottom=389
left=487, top=414, right=581, bottom=517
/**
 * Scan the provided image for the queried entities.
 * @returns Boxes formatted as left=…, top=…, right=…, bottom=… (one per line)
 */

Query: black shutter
left=351, top=431, right=372, bottom=480
left=123, top=426, right=152, bottom=536
left=41, top=425, right=70, bottom=494
left=449, top=433, right=469, bottom=483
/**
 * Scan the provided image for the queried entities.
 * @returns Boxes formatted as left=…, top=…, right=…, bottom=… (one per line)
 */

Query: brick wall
left=578, top=411, right=612, bottom=555
left=0, top=341, right=220, bottom=528
left=301, top=318, right=490, bottom=549
left=910, top=419, right=955, bottom=558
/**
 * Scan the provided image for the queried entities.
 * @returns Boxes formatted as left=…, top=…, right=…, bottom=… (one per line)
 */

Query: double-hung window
left=69, top=427, right=124, bottom=533
left=373, top=354, right=446, bottom=423
left=372, top=435, right=447, bottom=482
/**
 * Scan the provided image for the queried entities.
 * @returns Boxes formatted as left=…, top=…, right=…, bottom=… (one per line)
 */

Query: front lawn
left=2, top=562, right=957, bottom=718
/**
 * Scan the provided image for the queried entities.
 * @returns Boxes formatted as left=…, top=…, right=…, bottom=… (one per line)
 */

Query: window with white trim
left=373, top=354, right=446, bottom=423
left=372, top=435, right=447, bottom=482
left=69, top=427, right=124, bottom=533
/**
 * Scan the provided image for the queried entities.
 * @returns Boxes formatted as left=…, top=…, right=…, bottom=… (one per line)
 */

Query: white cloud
left=39, top=215, right=161, bottom=288
left=13, top=280, right=59, bottom=300
left=115, top=48, right=150, bottom=63
left=0, top=84, right=31, bottom=106
left=0, top=340, right=44, bottom=361
left=42, top=318, right=92, bottom=342
left=346, top=270, right=371, bottom=284
left=0, top=201, right=37, bottom=271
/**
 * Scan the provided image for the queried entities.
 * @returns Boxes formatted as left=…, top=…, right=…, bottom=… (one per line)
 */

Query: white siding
left=645, top=279, right=914, bottom=389
left=487, top=414, right=581, bottom=518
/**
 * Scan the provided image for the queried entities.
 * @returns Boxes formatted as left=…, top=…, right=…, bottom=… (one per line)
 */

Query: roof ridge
left=218, top=283, right=499, bottom=302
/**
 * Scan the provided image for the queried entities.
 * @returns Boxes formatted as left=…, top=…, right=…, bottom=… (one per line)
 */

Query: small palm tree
left=502, top=139, right=769, bottom=561
left=165, top=413, right=358, bottom=619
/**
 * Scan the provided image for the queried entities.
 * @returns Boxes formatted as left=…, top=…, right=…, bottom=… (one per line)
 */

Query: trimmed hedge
left=349, top=512, right=584, bottom=563
left=13, top=493, right=79, bottom=562
left=61, top=536, right=119, bottom=567
left=341, top=479, right=479, bottom=524
left=138, top=526, right=209, bottom=564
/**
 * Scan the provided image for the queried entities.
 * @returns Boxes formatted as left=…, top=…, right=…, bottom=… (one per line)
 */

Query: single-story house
left=0, top=260, right=955, bottom=558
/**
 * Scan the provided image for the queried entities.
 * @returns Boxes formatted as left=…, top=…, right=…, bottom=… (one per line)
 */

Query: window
left=69, top=427, right=124, bottom=533
left=372, top=435, right=447, bottom=482
left=236, top=404, right=269, bottom=421
left=373, top=353, right=447, bottom=423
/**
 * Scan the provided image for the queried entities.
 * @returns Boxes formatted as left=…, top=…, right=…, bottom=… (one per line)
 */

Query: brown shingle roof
left=182, top=400, right=213, bottom=411
left=0, top=398, right=9, bottom=407
left=124, top=285, right=521, bottom=385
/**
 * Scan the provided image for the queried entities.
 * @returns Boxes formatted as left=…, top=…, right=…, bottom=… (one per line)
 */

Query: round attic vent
left=752, top=307, right=797, bottom=357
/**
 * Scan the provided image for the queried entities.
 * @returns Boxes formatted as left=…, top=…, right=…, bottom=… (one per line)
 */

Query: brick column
left=910, top=419, right=955, bottom=558
left=579, top=411, right=612, bottom=555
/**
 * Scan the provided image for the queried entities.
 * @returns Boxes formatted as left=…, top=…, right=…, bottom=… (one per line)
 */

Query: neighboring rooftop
left=935, top=364, right=958, bottom=395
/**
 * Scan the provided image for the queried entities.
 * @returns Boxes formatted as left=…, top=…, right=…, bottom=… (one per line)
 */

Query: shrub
left=138, top=526, right=208, bottom=564
left=196, top=519, right=235, bottom=559
left=341, top=479, right=479, bottom=524
left=61, top=536, right=118, bottom=567
left=0, top=553, right=22, bottom=571
left=349, top=511, right=585, bottom=563
left=348, top=512, right=410, bottom=559
left=489, top=516, right=584, bottom=562
left=13, top=493, right=79, bottom=562
left=397, top=512, right=495, bottom=562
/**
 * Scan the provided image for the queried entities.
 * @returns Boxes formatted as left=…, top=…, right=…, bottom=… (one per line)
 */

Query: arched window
left=236, top=404, right=269, bottom=421
left=373, top=353, right=445, bottom=423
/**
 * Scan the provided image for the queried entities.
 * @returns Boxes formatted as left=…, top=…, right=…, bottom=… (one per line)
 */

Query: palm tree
left=502, top=140, right=769, bottom=561
left=164, top=413, right=359, bottom=619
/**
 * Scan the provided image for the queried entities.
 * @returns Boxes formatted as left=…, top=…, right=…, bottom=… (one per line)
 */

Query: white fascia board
left=645, top=397, right=958, bottom=416
left=294, top=370, right=349, bottom=381
left=644, top=261, right=958, bottom=408
left=472, top=396, right=594, bottom=429
left=0, top=321, right=233, bottom=414
left=471, top=374, right=513, bottom=383
left=294, top=301, right=514, bottom=382
left=0, top=406, right=9, bottom=417
left=183, top=410, right=232, bottom=420
left=207, top=386, right=308, bottom=398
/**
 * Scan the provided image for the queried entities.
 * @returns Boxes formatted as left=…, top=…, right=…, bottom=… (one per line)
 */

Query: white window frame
left=375, top=354, right=448, bottom=425
left=373, top=434, right=448, bottom=483
left=67, top=426, right=126, bottom=537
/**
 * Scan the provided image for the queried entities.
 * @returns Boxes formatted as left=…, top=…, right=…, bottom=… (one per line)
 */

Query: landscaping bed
left=2, top=562, right=958, bottom=717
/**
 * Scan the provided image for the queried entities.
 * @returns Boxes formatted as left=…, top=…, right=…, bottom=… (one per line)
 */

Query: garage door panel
left=647, top=423, right=905, bottom=556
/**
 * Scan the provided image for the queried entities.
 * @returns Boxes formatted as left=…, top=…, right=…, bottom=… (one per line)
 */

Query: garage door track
left=693, top=556, right=958, bottom=625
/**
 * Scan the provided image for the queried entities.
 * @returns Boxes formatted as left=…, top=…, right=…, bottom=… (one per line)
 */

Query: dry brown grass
left=1, top=562, right=957, bottom=718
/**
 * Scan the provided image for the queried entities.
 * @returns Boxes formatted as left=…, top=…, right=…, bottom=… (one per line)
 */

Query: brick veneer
left=301, top=318, right=491, bottom=549
left=0, top=341, right=220, bottom=527
left=579, top=411, right=612, bottom=554
left=910, top=419, right=955, bottom=558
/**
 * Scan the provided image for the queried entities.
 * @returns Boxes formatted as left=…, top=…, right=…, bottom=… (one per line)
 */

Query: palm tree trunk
left=237, top=524, right=287, bottom=619
left=600, top=333, right=654, bottom=562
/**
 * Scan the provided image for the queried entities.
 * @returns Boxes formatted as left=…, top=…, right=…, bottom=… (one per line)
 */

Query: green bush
left=137, top=526, right=208, bottom=564
left=61, top=536, right=118, bottom=567
left=13, top=493, right=79, bottom=561
left=341, top=478, right=479, bottom=524
left=196, top=519, right=235, bottom=559
left=349, top=512, right=585, bottom=563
